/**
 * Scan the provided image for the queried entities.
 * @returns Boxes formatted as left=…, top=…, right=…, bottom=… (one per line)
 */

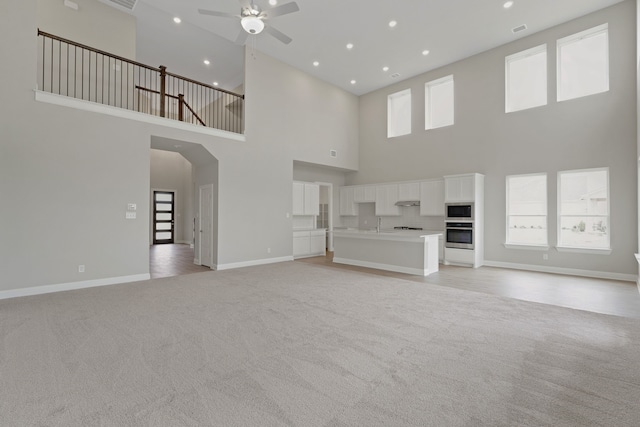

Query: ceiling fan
left=198, top=0, right=300, bottom=45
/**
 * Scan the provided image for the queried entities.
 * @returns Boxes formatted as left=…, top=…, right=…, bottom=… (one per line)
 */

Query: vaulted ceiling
left=127, top=0, right=626, bottom=95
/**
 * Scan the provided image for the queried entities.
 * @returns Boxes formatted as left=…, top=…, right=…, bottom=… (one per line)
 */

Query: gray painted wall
left=0, top=0, right=359, bottom=291
left=36, top=0, right=136, bottom=58
left=353, top=1, right=637, bottom=276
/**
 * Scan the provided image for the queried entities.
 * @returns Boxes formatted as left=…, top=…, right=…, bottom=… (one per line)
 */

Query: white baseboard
left=216, top=256, right=294, bottom=271
left=333, top=257, right=434, bottom=276
left=175, top=240, right=191, bottom=245
left=483, top=260, right=637, bottom=283
left=0, top=273, right=150, bottom=300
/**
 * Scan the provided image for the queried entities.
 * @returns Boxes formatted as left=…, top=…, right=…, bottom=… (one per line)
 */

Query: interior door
left=199, top=185, right=213, bottom=267
left=153, top=191, right=175, bottom=244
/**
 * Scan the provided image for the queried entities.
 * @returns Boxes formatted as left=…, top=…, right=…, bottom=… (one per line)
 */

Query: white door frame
left=198, top=184, right=214, bottom=268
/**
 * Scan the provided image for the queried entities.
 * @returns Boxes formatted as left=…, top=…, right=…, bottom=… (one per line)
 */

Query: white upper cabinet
left=353, top=185, right=376, bottom=203
left=375, top=184, right=401, bottom=216
left=420, top=180, right=445, bottom=216
left=293, top=182, right=319, bottom=216
left=339, top=187, right=358, bottom=216
left=304, top=183, right=319, bottom=215
left=444, top=175, right=475, bottom=202
left=292, top=182, right=305, bottom=215
left=398, top=182, right=420, bottom=200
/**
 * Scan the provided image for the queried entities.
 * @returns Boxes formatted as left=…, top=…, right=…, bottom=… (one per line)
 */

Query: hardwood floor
left=149, top=244, right=210, bottom=279
left=298, top=252, right=640, bottom=319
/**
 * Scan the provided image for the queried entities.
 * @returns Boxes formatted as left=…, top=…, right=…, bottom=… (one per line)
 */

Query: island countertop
left=333, top=228, right=442, bottom=242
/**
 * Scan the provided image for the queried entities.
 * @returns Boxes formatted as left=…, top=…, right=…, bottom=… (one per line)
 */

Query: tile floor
left=149, top=244, right=210, bottom=279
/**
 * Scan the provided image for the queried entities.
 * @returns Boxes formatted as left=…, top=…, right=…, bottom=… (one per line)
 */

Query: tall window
left=558, top=168, right=609, bottom=250
left=425, top=75, right=454, bottom=130
left=505, top=45, right=547, bottom=113
left=506, top=173, right=548, bottom=246
left=557, top=24, right=609, bottom=102
left=387, top=89, right=412, bottom=138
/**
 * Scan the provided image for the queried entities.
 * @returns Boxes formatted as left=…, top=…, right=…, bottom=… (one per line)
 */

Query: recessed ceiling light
left=389, top=20, right=397, bottom=28
left=269, top=0, right=278, bottom=5
left=173, top=17, right=181, bottom=24
left=346, top=43, right=354, bottom=50
left=213, top=82, right=219, bottom=86
left=350, top=80, right=356, bottom=85
left=503, top=1, right=514, bottom=8
left=382, top=66, right=389, bottom=72
left=203, top=59, right=210, bottom=65
left=422, top=50, right=430, bottom=56
left=313, top=61, right=319, bottom=67
left=173, top=144, right=182, bottom=148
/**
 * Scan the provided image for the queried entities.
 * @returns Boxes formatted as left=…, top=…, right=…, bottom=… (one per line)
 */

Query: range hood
left=395, top=200, right=420, bottom=207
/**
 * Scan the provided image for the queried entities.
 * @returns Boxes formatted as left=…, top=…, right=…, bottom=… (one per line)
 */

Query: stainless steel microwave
left=445, top=202, right=474, bottom=221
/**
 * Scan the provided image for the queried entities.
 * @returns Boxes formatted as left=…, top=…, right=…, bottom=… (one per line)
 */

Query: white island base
left=333, top=230, right=440, bottom=276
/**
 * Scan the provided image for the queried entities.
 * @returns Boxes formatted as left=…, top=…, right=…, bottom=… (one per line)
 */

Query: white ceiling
left=131, top=0, right=626, bottom=96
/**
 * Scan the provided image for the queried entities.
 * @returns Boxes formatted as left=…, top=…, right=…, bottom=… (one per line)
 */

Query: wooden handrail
left=38, top=29, right=160, bottom=72
left=136, top=85, right=206, bottom=126
left=38, top=29, right=244, bottom=99
left=135, top=85, right=179, bottom=100
left=165, top=70, right=244, bottom=98
left=182, top=98, right=206, bottom=126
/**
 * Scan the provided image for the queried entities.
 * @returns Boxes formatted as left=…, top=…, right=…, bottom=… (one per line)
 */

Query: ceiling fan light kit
left=199, top=0, right=299, bottom=45
left=241, top=16, right=264, bottom=34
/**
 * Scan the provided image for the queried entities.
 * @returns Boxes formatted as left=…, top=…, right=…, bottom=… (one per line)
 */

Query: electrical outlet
left=78, top=265, right=85, bottom=273
left=543, top=254, right=548, bottom=260
left=267, top=247, right=271, bottom=254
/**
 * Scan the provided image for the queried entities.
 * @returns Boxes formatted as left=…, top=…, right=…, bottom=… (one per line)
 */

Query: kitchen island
left=333, top=229, right=441, bottom=276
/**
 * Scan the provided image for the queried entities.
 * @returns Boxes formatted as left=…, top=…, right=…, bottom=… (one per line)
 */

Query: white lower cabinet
left=444, top=247, right=474, bottom=266
left=293, top=229, right=326, bottom=259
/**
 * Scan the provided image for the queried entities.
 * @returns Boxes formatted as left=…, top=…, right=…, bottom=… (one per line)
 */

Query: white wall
left=37, top=0, right=136, bottom=58
left=354, top=1, right=637, bottom=277
left=149, top=149, right=194, bottom=244
left=0, top=0, right=359, bottom=292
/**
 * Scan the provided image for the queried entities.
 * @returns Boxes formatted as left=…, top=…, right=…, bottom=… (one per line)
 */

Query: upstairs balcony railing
left=37, top=30, right=244, bottom=134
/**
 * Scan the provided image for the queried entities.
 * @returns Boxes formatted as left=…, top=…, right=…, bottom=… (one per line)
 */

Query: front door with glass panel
left=154, top=191, right=175, bottom=244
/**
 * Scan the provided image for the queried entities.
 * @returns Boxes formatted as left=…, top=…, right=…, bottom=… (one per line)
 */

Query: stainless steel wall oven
left=445, top=222, right=474, bottom=249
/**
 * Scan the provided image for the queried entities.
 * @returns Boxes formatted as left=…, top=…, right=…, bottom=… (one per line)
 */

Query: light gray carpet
left=1, top=261, right=639, bottom=426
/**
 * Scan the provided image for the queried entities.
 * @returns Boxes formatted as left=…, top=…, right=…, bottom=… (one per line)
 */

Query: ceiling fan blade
left=198, top=9, right=236, bottom=18
left=264, top=25, right=292, bottom=45
left=264, top=2, right=299, bottom=18
left=235, top=30, right=249, bottom=45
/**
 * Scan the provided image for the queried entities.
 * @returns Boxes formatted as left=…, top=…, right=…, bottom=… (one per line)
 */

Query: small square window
left=425, top=75, right=454, bottom=130
left=557, top=24, right=609, bottom=102
left=505, top=45, right=547, bottom=113
left=387, top=89, right=411, bottom=138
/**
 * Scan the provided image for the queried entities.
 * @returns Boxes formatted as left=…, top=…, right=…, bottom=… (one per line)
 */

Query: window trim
left=505, top=44, right=547, bottom=113
left=556, top=23, right=609, bottom=103
left=425, top=74, right=454, bottom=130
left=387, top=88, right=412, bottom=138
left=505, top=172, right=548, bottom=248
left=557, top=166, right=610, bottom=253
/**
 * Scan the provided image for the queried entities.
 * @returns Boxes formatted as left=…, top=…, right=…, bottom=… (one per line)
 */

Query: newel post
left=178, top=94, right=185, bottom=122
left=159, top=65, right=167, bottom=118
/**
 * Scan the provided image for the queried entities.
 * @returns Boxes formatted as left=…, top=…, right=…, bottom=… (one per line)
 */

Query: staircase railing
left=37, top=30, right=244, bottom=134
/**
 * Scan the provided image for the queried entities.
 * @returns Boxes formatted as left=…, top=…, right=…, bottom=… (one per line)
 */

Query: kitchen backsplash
left=356, top=203, right=445, bottom=231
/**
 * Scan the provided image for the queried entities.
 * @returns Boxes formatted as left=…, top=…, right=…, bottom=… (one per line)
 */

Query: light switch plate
left=127, top=203, right=137, bottom=211
left=126, top=212, right=136, bottom=219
